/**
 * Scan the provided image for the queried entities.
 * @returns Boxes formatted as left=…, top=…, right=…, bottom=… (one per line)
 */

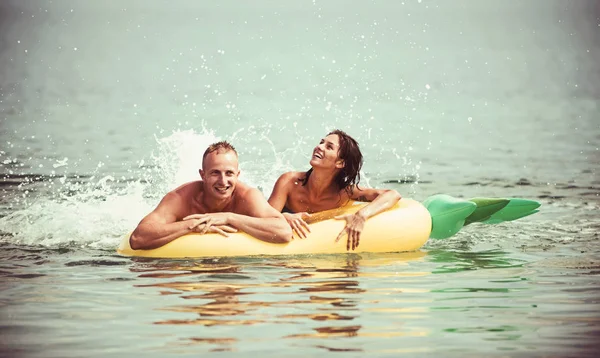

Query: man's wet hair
left=203, top=141, right=238, bottom=160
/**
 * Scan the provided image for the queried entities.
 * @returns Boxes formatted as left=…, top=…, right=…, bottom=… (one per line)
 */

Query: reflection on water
left=286, top=324, right=362, bottom=339
left=1, top=247, right=599, bottom=356
left=127, top=249, right=556, bottom=355
left=128, top=252, right=430, bottom=352
left=428, top=248, right=529, bottom=274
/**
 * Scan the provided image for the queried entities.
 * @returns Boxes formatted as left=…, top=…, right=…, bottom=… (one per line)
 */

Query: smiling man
left=129, top=141, right=292, bottom=250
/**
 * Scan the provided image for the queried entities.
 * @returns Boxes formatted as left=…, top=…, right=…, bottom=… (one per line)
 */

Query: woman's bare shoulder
left=277, top=171, right=306, bottom=184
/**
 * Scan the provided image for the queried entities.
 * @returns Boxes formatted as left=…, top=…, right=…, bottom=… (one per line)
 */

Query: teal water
left=1, top=1, right=599, bottom=357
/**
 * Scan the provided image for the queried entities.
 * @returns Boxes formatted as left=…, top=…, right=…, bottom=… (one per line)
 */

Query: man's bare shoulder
left=234, top=181, right=271, bottom=205
left=160, top=181, right=202, bottom=207
left=154, top=181, right=203, bottom=218
left=232, top=181, right=259, bottom=198
left=233, top=181, right=282, bottom=217
left=171, top=180, right=203, bottom=196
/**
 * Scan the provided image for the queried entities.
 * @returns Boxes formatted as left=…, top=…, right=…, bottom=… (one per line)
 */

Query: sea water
left=1, top=1, right=599, bottom=357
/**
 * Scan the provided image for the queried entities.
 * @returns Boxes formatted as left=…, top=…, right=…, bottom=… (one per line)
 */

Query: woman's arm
left=267, top=172, right=295, bottom=211
left=268, top=172, right=312, bottom=238
left=351, top=187, right=402, bottom=219
left=335, top=187, right=401, bottom=250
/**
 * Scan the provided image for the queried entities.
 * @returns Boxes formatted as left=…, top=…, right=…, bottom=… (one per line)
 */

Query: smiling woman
left=268, top=130, right=402, bottom=250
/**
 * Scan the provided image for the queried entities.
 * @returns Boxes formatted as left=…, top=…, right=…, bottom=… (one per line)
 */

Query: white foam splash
left=0, top=128, right=294, bottom=249
left=150, top=129, right=220, bottom=193
left=0, top=178, right=151, bottom=248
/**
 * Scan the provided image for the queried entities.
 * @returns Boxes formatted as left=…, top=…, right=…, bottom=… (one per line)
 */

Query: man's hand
left=334, top=212, right=366, bottom=251
left=283, top=212, right=311, bottom=239
left=183, top=213, right=236, bottom=237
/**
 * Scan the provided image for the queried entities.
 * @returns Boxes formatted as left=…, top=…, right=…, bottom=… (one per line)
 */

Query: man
left=129, top=141, right=292, bottom=250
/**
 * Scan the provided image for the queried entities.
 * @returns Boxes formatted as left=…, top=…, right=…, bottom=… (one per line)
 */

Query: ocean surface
left=1, top=1, right=599, bottom=357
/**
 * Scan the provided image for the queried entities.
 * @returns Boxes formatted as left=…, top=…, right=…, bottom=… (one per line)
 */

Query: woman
left=268, top=130, right=401, bottom=251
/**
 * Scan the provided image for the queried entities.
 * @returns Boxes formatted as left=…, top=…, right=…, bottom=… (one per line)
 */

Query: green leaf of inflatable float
left=482, top=198, right=541, bottom=224
left=423, top=194, right=476, bottom=239
left=464, top=198, right=510, bottom=225
left=422, top=195, right=541, bottom=239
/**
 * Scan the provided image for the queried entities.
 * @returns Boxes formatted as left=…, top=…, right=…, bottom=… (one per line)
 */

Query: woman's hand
left=334, top=212, right=367, bottom=250
left=283, top=212, right=311, bottom=239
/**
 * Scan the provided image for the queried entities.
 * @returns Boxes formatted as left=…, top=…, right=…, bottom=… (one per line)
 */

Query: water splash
left=0, top=128, right=294, bottom=249
left=149, top=129, right=220, bottom=193
left=0, top=182, right=149, bottom=249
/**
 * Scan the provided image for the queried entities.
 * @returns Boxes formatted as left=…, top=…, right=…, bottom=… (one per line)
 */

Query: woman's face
left=310, top=134, right=344, bottom=169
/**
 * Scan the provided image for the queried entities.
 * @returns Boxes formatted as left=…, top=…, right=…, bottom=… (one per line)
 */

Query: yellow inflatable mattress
left=117, top=199, right=432, bottom=258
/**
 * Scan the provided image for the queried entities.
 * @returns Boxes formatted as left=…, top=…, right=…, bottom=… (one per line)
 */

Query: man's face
left=200, top=150, right=240, bottom=200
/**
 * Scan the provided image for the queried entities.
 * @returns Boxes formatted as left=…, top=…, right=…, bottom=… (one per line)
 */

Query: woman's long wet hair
left=302, top=129, right=363, bottom=196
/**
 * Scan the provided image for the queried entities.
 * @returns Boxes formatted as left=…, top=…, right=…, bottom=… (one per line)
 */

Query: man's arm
left=232, top=188, right=293, bottom=243
left=129, top=192, right=194, bottom=250
left=267, top=172, right=312, bottom=239
left=185, top=188, right=293, bottom=244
